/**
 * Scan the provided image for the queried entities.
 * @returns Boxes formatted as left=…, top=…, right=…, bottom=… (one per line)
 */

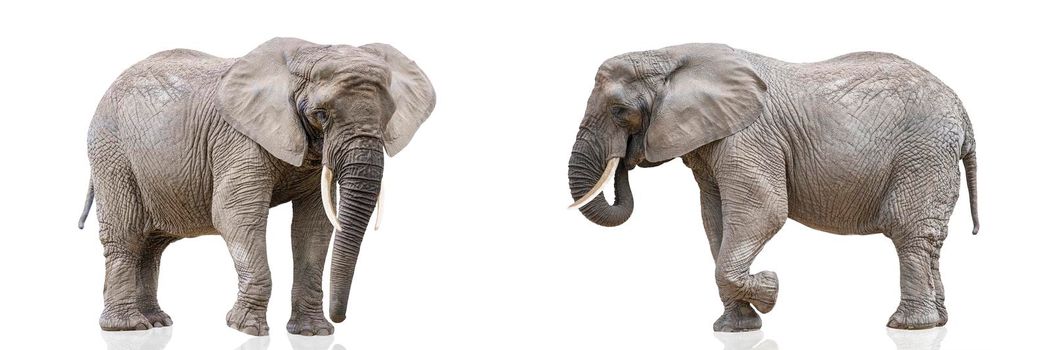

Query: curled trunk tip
left=568, top=137, right=634, bottom=227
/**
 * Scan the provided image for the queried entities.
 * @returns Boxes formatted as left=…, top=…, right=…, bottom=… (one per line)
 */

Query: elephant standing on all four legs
left=80, top=37, right=435, bottom=335
left=566, top=44, right=978, bottom=331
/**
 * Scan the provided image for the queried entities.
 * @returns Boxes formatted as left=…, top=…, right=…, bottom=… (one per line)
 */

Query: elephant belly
left=786, top=183, right=890, bottom=235
left=128, top=137, right=218, bottom=235
left=783, top=133, right=898, bottom=235
left=120, top=103, right=220, bottom=235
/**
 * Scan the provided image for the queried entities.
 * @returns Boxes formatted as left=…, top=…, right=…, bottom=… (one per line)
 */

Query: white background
left=0, top=1, right=1047, bottom=349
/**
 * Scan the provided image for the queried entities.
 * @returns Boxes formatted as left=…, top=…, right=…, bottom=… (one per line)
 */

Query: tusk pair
left=321, top=166, right=385, bottom=232
left=568, top=158, right=619, bottom=210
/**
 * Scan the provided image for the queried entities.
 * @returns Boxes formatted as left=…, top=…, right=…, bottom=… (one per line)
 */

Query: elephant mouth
left=624, top=149, right=645, bottom=170
left=623, top=133, right=648, bottom=169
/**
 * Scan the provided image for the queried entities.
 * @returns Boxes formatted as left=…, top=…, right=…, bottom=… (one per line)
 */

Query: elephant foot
left=100, top=307, right=152, bottom=331
left=936, top=299, right=948, bottom=327
left=140, top=306, right=173, bottom=328
left=287, top=311, right=334, bottom=336
left=746, top=271, right=779, bottom=314
left=227, top=303, right=269, bottom=336
left=713, top=301, right=762, bottom=332
left=886, top=301, right=942, bottom=330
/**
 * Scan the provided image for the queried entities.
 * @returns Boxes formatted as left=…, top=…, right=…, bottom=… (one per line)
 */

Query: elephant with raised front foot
left=567, top=43, right=978, bottom=331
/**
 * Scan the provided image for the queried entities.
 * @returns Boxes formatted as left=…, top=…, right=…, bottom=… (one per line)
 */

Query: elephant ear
left=644, top=44, right=767, bottom=162
left=218, top=37, right=317, bottom=166
left=362, top=43, right=436, bottom=157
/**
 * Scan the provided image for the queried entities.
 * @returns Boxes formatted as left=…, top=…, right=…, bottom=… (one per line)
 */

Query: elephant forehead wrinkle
left=307, top=56, right=389, bottom=85
left=601, top=50, right=673, bottom=82
left=333, top=67, right=389, bottom=90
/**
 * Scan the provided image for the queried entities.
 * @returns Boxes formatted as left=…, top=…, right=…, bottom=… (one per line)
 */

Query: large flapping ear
left=218, top=37, right=317, bottom=166
left=361, top=43, right=436, bottom=157
left=644, top=44, right=767, bottom=162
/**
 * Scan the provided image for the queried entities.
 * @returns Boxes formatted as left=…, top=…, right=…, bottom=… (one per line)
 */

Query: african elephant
left=78, top=37, right=435, bottom=336
left=566, top=44, right=978, bottom=331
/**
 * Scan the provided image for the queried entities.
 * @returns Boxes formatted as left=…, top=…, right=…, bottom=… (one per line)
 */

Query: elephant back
left=94, top=49, right=232, bottom=123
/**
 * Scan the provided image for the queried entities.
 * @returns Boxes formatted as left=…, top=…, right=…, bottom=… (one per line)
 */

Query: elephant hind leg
left=887, top=223, right=947, bottom=329
left=882, top=153, right=959, bottom=329
left=91, top=149, right=153, bottom=331
left=136, top=234, right=180, bottom=328
left=931, top=239, right=947, bottom=326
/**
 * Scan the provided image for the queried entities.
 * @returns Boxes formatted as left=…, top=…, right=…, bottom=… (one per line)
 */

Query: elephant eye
left=313, top=110, right=328, bottom=124
left=611, top=104, right=642, bottom=132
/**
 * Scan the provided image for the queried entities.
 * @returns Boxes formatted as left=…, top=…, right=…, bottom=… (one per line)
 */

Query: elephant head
left=217, top=37, right=435, bottom=322
left=567, top=44, right=766, bottom=226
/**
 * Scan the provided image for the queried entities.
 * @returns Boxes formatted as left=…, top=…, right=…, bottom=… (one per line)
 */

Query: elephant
left=566, top=43, right=978, bottom=331
left=78, top=37, right=435, bottom=336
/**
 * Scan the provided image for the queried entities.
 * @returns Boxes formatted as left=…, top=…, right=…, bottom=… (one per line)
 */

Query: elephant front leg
left=214, top=180, right=274, bottom=336
left=711, top=175, right=787, bottom=326
left=714, top=221, right=783, bottom=319
left=287, top=191, right=335, bottom=336
left=697, top=174, right=763, bottom=332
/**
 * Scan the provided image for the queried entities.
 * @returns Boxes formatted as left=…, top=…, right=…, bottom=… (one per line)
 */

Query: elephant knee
left=714, top=266, right=748, bottom=291
left=891, top=230, right=945, bottom=259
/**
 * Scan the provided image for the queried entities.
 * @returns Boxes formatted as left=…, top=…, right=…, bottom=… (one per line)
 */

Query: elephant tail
left=78, top=181, right=94, bottom=230
left=962, top=150, right=979, bottom=235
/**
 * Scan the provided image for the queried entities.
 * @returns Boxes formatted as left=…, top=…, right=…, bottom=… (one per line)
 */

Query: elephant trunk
left=568, top=130, right=633, bottom=227
left=326, top=136, right=384, bottom=323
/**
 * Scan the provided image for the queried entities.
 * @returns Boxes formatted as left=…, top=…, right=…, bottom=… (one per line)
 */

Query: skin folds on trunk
left=326, top=137, right=384, bottom=323
left=568, top=132, right=634, bottom=227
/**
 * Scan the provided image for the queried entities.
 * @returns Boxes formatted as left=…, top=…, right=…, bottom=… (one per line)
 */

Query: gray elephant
left=566, top=44, right=978, bottom=331
left=78, top=37, right=435, bottom=336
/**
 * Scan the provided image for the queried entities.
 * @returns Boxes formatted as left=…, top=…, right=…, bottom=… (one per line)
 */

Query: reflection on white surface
left=713, top=331, right=778, bottom=350
left=96, top=324, right=947, bottom=350
left=97, top=326, right=354, bottom=350
left=234, top=336, right=270, bottom=350
left=887, top=327, right=947, bottom=350
left=287, top=334, right=334, bottom=350
left=100, top=327, right=172, bottom=350
left=713, top=327, right=947, bottom=350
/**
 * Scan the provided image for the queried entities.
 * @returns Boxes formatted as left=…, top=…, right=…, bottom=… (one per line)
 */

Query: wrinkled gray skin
left=80, top=38, right=435, bottom=336
left=568, top=44, right=978, bottom=331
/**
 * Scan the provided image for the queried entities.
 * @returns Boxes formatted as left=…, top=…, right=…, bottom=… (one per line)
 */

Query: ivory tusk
left=568, top=158, right=619, bottom=209
left=321, top=166, right=342, bottom=231
left=373, top=184, right=383, bottom=231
